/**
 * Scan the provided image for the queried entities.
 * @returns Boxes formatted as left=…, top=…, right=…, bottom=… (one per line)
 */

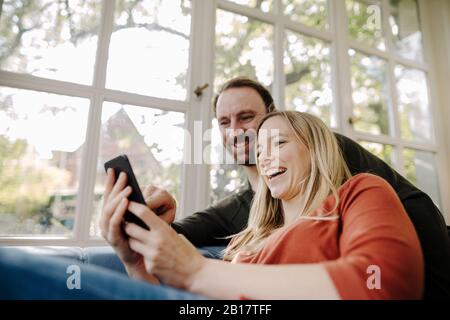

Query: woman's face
left=257, top=116, right=311, bottom=200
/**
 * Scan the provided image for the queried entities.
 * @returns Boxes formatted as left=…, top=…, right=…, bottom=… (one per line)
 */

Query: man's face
left=216, top=87, right=267, bottom=166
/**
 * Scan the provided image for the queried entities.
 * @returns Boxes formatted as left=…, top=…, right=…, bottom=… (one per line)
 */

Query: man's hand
left=142, top=185, right=176, bottom=224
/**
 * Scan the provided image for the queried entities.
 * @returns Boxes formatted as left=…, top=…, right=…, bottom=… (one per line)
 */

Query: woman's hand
left=124, top=201, right=206, bottom=290
left=100, top=169, right=159, bottom=284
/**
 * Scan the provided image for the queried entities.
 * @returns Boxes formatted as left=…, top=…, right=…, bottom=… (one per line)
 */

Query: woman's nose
left=259, top=149, right=272, bottom=166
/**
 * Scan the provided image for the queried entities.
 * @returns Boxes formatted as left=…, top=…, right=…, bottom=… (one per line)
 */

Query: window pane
left=403, top=148, right=441, bottom=207
left=90, top=102, right=185, bottom=236
left=215, top=9, right=274, bottom=91
left=358, top=141, right=393, bottom=165
left=209, top=119, right=247, bottom=204
left=106, top=0, right=191, bottom=100
left=227, top=0, right=274, bottom=12
left=395, top=65, right=432, bottom=142
left=0, top=87, right=89, bottom=236
left=349, top=49, right=390, bottom=136
left=346, top=0, right=385, bottom=51
left=0, top=0, right=101, bottom=84
left=389, top=0, right=423, bottom=62
left=284, top=30, right=333, bottom=126
left=283, top=0, right=328, bottom=29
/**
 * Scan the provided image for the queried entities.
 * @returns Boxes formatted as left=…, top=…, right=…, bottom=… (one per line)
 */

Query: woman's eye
left=274, top=140, right=286, bottom=146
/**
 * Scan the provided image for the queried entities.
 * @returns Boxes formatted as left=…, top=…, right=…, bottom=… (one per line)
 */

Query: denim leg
left=0, top=248, right=208, bottom=300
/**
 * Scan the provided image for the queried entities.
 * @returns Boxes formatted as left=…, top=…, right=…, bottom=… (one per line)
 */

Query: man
left=103, top=77, right=450, bottom=299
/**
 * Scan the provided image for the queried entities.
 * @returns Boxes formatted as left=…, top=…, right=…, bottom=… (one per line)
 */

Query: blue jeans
left=0, top=248, right=208, bottom=300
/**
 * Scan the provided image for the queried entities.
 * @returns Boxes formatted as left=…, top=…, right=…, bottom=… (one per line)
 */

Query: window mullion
left=73, top=0, right=115, bottom=243
left=381, top=0, right=402, bottom=148
left=178, top=0, right=216, bottom=218
left=217, top=0, right=276, bottom=23
left=274, top=0, right=285, bottom=109
left=331, top=0, right=353, bottom=136
left=92, top=0, right=115, bottom=90
left=73, top=96, right=103, bottom=243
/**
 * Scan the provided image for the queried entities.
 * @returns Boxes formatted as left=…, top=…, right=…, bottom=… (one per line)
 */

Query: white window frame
left=0, top=0, right=214, bottom=246
left=0, top=0, right=447, bottom=246
left=207, top=0, right=449, bottom=221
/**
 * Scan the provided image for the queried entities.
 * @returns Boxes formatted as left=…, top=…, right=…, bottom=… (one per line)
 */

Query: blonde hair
left=223, top=111, right=352, bottom=261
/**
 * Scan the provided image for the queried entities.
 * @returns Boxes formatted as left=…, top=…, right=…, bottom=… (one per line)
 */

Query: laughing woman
left=112, top=110, right=424, bottom=299
left=0, top=111, right=424, bottom=300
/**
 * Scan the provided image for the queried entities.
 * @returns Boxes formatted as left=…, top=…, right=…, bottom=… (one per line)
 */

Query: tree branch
left=112, top=22, right=189, bottom=40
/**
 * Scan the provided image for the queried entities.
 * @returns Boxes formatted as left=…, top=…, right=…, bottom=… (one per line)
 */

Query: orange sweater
left=234, top=173, right=424, bottom=299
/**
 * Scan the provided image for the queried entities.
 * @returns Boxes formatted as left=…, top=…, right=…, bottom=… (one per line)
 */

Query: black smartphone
left=104, top=154, right=149, bottom=230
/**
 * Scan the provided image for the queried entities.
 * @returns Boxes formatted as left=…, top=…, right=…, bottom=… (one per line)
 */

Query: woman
left=101, top=110, right=424, bottom=299
left=0, top=111, right=424, bottom=299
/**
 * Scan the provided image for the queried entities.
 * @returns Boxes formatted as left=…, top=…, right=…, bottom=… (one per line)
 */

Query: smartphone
left=104, top=154, right=149, bottom=230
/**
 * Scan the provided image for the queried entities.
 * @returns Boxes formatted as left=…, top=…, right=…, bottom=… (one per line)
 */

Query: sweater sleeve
left=323, top=174, right=424, bottom=299
left=171, top=189, right=253, bottom=247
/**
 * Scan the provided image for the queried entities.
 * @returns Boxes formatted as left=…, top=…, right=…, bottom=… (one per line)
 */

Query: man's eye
left=241, top=115, right=254, bottom=122
left=220, top=121, right=229, bottom=127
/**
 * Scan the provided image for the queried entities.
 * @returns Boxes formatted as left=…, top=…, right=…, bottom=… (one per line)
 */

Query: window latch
left=194, top=83, right=209, bottom=98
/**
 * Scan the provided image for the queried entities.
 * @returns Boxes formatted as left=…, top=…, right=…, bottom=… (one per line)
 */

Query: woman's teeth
left=267, top=168, right=287, bottom=180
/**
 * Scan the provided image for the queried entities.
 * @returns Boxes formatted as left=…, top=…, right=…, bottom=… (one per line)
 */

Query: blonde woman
left=0, top=111, right=424, bottom=300
left=110, top=111, right=423, bottom=299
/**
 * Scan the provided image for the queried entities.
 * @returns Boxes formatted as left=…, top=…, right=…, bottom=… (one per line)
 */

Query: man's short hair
left=213, top=77, right=276, bottom=115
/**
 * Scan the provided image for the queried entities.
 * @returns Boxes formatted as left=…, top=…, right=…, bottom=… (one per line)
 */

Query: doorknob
left=194, top=83, right=209, bottom=98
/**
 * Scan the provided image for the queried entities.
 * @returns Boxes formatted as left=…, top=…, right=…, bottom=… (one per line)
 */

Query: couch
left=0, top=246, right=225, bottom=276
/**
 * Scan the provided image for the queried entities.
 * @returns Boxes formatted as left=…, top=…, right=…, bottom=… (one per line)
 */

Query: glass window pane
left=227, top=0, right=274, bottom=12
left=209, top=119, right=247, bottom=204
left=349, top=49, right=391, bottom=135
left=90, top=102, right=185, bottom=237
left=213, top=10, right=271, bottom=203
left=0, top=0, right=101, bottom=84
left=106, top=0, right=191, bottom=100
left=0, top=87, right=89, bottom=236
left=395, top=65, right=432, bottom=142
left=283, top=0, right=328, bottom=29
left=389, top=0, right=423, bottom=62
left=215, top=10, right=274, bottom=91
left=284, top=30, right=333, bottom=126
left=346, top=0, right=385, bottom=51
left=358, top=141, right=393, bottom=165
left=403, top=148, right=441, bottom=207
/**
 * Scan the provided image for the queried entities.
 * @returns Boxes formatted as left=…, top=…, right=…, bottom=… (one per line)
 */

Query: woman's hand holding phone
left=123, top=201, right=206, bottom=290
left=100, top=169, right=159, bottom=284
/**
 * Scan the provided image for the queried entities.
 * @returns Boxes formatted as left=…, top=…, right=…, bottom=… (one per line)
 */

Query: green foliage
left=282, top=0, right=327, bottom=28
left=0, top=136, right=50, bottom=219
left=0, top=0, right=428, bottom=219
left=347, top=0, right=384, bottom=49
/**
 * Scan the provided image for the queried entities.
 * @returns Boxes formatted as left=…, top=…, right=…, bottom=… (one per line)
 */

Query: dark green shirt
left=172, top=133, right=450, bottom=299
